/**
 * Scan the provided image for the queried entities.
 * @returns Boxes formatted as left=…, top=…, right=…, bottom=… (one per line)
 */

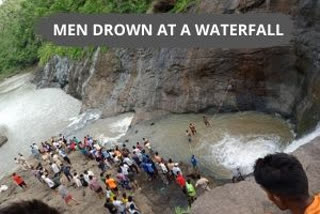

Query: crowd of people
left=6, top=114, right=320, bottom=214
left=10, top=117, right=213, bottom=213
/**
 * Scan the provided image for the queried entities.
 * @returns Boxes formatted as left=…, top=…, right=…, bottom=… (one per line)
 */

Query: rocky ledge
left=0, top=135, right=8, bottom=148
left=191, top=137, right=320, bottom=214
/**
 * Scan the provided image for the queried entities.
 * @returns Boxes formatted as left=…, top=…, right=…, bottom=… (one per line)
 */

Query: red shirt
left=13, top=175, right=24, bottom=185
left=176, top=174, right=186, bottom=188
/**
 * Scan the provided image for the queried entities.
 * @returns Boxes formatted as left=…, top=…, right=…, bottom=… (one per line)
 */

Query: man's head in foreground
left=0, top=200, right=59, bottom=214
left=254, top=153, right=312, bottom=213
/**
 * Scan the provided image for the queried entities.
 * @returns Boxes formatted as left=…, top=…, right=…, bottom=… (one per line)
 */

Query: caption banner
left=36, top=13, right=293, bottom=48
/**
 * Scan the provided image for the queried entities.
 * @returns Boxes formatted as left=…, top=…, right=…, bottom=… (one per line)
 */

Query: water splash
left=211, top=134, right=283, bottom=174
left=284, top=124, right=320, bottom=153
left=97, top=115, right=133, bottom=146
left=64, top=109, right=102, bottom=136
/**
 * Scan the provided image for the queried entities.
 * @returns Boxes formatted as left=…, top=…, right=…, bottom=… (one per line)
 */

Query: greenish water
left=121, top=112, right=294, bottom=179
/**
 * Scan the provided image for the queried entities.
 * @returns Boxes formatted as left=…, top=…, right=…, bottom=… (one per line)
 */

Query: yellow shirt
left=305, top=194, right=320, bottom=214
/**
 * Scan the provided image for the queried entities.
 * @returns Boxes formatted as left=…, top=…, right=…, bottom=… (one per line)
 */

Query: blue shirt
left=191, top=157, right=198, bottom=167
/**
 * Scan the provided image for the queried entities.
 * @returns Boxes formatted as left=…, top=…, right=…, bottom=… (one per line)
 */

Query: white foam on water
left=0, top=74, right=81, bottom=176
left=211, top=134, right=283, bottom=174
left=66, top=110, right=101, bottom=130
left=98, top=115, right=133, bottom=146
left=284, top=124, right=320, bottom=153
left=212, top=124, right=320, bottom=175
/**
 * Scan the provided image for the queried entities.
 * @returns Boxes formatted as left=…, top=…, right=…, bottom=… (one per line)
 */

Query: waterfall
left=284, top=124, right=320, bottom=153
left=212, top=124, right=320, bottom=175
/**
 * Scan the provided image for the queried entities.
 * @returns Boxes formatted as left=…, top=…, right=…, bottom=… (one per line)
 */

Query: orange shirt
left=305, top=194, right=320, bottom=214
left=13, top=175, right=24, bottom=185
left=106, top=178, right=117, bottom=189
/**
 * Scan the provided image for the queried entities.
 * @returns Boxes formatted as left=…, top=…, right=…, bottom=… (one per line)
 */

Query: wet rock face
left=33, top=49, right=100, bottom=100
left=82, top=47, right=301, bottom=120
left=294, top=0, right=320, bottom=135
left=0, top=135, right=8, bottom=147
left=34, top=0, right=319, bottom=133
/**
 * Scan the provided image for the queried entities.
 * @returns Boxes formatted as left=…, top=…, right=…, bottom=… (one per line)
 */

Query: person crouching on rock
left=254, top=153, right=320, bottom=214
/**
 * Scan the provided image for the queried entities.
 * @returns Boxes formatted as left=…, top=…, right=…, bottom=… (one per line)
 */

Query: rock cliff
left=34, top=0, right=320, bottom=134
left=0, top=135, right=7, bottom=147
left=191, top=136, right=320, bottom=214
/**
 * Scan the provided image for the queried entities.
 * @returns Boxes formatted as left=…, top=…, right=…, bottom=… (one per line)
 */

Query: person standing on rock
left=61, top=164, right=73, bottom=182
left=191, top=155, right=198, bottom=169
left=88, top=175, right=104, bottom=199
left=30, top=144, right=40, bottom=160
left=189, top=123, right=197, bottom=135
left=50, top=162, right=61, bottom=177
left=57, top=182, right=80, bottom=206
left=186, top=179, right=197, bottom=206
left=203, top=116, right=211, bottom=127
left=104, top=197, right=117, bottom=214
left=58, top=149, right=71, bottom=165
left=254, top=153, right=320, bottom=214
left=41, top=174, right=57, bottom=190
left=17, top=153, right=31, bottom=169
left=176, top=171, right=186, bottom=190
left=143, top=138, right=152, bottom=153
left=112, top=196, right=126, bottom=214
left=105, top=174, right=118, bottom=194
left=14, top=158, right=28, bottom=171
left=172, top=163, right=182, bottom=177
left=12, top=173, right=27, bottom=190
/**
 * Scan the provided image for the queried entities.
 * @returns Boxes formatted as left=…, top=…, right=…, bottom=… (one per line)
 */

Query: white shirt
left=120, top=164, right=130, bottom=175
left=172, top=166, right=182, bottom=176
left=51, top=164, right=60, bottom=174
left=59, top=150, right=67, bottom=158
left=113, top=200, right=125, bottom=212
left=133, top=148, right=141, bottom=154
left=123, top=157, right=134, bottom=166
left=73, top=176, right=82, bottom=187
left=53, top=141, right=61, bottom=149
left=159, top=163, right=168, bottom=173
left=42, top=175, right=55, bottom=188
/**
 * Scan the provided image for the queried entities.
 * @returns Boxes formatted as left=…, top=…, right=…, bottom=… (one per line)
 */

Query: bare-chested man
left=189, top=123, right=197, bottom=135
left=203, top=116, right=211, bottom=127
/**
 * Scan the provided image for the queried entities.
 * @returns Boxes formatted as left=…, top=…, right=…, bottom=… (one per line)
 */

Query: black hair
left=254, top=153, right=309, bottom=200
left=0, top=200, right=60, bottom=214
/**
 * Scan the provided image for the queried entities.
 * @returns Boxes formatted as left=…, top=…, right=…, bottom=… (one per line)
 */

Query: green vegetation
left=0, top=0, right=199, bottom=77
left=0, top=0, right=152, bottom=76
left=171, top=0, right=198, bottom=13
